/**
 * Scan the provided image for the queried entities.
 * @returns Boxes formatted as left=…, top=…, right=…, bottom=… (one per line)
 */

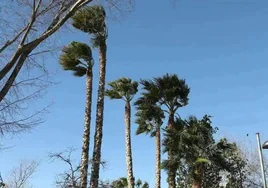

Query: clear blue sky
left=1, top=0, right=268, bottom=187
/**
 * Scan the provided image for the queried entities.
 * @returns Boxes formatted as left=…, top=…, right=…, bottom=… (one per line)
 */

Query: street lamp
left=256, top=133, right=268, bottom=188
left=263, top=141, right=268, bottom=149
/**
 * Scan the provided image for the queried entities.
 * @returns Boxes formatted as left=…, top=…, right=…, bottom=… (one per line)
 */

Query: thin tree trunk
left=89, top=42, right=107, bottom=188
left=192, top=182, right=201, bottom=188
left=192, top=167, right=202, bottom=188
left=167, top=154, right=176, bottom=188
left=167, top=114, right=176, bottom=188
left=125, top=101, right=135, bottom=188
left=0, top=52, right=29, bottom=103
left=155, top=126, right=161, bottom=188
left=0, top=51, right=21, bottom=81
left=80, top=69, right=93, bottom=188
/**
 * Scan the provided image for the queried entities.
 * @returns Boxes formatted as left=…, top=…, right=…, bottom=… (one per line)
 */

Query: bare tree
left=3, top=160, right=39, bottom=188
left=49, top=148, right=81, bottom=188
left=0, top=173, right=5, bottom=188
left=242, top=145, right=268, bottom=187
left=0, top=0, right=94, bottom=102
left=49, top=148, right=107, bottom=188
left=0, top=0, right=94, bottom=136
left=229, top=137, right=268, bottom=187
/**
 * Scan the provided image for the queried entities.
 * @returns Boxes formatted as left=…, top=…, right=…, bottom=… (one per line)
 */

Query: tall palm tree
left=135, top=74, right=190, bottom=188
left=135, top=104, right=165, bottom=188
left=72, top=5, right=107, bottom=188
left=59, top=41, right=93, bottom=188
left=105, top=77, right=139, bottom=188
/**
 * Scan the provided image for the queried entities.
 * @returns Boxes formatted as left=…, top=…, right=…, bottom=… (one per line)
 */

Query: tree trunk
left=0, top=51, right=21, bottom=81
left=167, top=114, right=176, bottom=188
left=155, top=126, right=161, bottom=188
left=125, top=101, right=135, bottom=188
left=192, top=167, right=203, bottom=188
left=89, top=42, right=107, bottom=188
left=80, top=69, right=93, bottom=188
left=0, top=52, right=29, bottom=103
left=0, top=0, right=93, bottom=100
left=167, top=160, right=176, bottom=188
left=192, top=182, right=201, bottom=188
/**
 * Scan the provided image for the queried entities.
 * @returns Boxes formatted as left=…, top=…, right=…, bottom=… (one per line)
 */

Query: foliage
left=59, top=41, right=93, bottom=77
left=72, top=5, right=107, bottom=47
left=110, top=177, right=149, bottom=188
left=162, top=115, right=248, bottom=187
left=72, top=6, right=106, bottom=34
left=105, top=77, right=138, bottom=102
left=135, top=74, right=190, bottom=114
left=135, top=104, right=164, bottom=137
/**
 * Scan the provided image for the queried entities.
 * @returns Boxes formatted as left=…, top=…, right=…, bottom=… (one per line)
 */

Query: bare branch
left=0, top=173, right=5, bottom=188
left=0, top=27, right=27, bottom=54
left=49, top=148, right=108, bottom=188
left=49, top=148, right=81, bottom=188
left=0, top=104, right=49, bottom=136
left=19, top=0, right=42, bottom=46
left=0, top=0, right=93, bottom=84
left=5, top=160, right=39, bottom=188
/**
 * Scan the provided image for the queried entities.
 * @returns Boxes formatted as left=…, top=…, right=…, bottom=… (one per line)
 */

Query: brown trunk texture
left=167, top=114, right=176, bottom=188
left=80, top=70, right=93, bottom=188
left=89, top=42, right=107, bottom=188
left=192, top=181, right=201, bottom=188
left=125, top=101, right=135, bottom=188
left=155, top=127, right=161, bottom=188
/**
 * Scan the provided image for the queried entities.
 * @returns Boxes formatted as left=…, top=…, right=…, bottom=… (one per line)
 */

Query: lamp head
left=262, top=141, right=268, bottom=149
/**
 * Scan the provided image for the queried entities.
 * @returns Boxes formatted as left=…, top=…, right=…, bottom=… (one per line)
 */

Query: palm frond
left=73, top=66, right=87, bottom=77
left=195, top=157, right=211, bottom=165
left=105, top=77, right=138, bottom=101
left=59, top=41, right=93, bottom=77
left=135, top=104, right=164, bottom=136
left=72, top=5, right=106, bottom=34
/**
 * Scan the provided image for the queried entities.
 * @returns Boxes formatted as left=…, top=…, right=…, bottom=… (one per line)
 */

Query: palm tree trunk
left=192, top=167, right=203, bottom=188
left=155, top=126, right=161, bottom=188
left=80, top=69, right=93, bottom=188
left=192, top=182, right=201, bottom=188
left=89, top=42, right=107, bottom=188
left=167, top=114, right=176, bottom=188
left=125, top=101, right=135, bottom=188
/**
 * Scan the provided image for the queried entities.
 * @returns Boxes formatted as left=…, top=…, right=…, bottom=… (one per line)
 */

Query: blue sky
left=1, top=0, right=268, bottom=187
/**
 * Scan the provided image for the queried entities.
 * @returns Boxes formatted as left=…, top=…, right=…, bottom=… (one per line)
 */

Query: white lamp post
left=256, top=133, right=268, bottom=188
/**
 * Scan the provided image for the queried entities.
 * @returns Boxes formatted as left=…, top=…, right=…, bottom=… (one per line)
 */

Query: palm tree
left=72, top=5, right=107, bottom=188
left=105, top=77, right=139, bottom=188
left=135, top=73, right=190, bottom=188
left=59, top=41, right=93, bottom=188
left=135, top=104, right=164, bottom=188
